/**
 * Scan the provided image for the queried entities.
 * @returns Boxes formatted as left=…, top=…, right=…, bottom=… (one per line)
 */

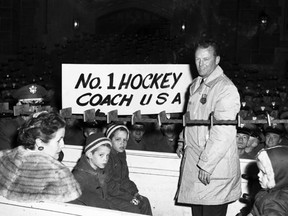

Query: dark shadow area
left=237, top=161, right=261, bottom=216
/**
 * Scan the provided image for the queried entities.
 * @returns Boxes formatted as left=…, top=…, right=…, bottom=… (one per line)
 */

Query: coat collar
left=199, top=65, right=224, bottom=88
left=74, top=154, right=104, bottom=176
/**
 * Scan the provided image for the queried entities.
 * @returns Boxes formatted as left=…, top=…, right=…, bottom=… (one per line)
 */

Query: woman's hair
left=17, top=111, right=66, bottom=150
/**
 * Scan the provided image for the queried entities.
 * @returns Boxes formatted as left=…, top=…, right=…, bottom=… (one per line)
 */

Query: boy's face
left=265, top=133, right=281, bottom=148
left=111, top=130, right=128, bottom=153
left=88, top=145, right=111, bottom=169
left=131, top=127, right=145, bottom=142
left=236, top=133, right=250, bottom=149
left=257, top=160, right=269, bottom=189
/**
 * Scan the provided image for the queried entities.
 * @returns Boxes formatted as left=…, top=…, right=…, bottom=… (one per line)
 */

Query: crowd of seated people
left=0, top=32, right=184, bottom=110
left=0, top=35, right=287, bottom=159
left=1, top=32, right=288, bottom=216
left=2, top=79, right=288, bottom=158
left=0, top=81, right=288, bottom=216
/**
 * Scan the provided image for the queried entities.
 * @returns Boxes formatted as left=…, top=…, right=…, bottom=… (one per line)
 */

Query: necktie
left=200, top=78, right=204, bottom=85
left=196, top=78, right=204, bottom=92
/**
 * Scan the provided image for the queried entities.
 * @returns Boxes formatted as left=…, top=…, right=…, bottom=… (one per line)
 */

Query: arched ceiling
left=76, top=0, right=197, bottom=20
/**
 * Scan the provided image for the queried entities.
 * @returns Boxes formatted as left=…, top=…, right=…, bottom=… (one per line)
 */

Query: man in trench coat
left=176, top=39, right=241, bottom=216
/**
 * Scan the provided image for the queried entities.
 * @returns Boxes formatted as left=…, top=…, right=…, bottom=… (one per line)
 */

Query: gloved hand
left=130, top=197, right=140, bottom=205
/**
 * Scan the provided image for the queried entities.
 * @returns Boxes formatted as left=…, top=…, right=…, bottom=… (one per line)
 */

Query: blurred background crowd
left=0, top=31, right=288, bottom=157
left=0, top=0, right=288, bottom=157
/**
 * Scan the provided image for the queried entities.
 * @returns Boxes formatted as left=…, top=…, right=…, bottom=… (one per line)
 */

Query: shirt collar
left=200, top=65, right=223, bottom=87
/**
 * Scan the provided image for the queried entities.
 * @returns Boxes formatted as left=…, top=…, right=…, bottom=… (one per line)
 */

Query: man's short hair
left=195, top=38, right=220, bottom=57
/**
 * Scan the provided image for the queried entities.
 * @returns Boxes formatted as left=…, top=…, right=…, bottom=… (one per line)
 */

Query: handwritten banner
left=62, top=64, right=192, bottom=115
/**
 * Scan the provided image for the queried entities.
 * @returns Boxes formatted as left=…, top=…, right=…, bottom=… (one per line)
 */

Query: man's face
left=265, top=132, right=281, bottom=148
left=236, top=133, right=250, bottom=149
left=161, top=124, right=176, bottom=138
left=195, top=46, right=220, bottom=78
left=131, top=128, right=145, bottom=142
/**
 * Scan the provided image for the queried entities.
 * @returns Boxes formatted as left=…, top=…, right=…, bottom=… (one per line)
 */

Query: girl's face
left=42, top=128, right=65, bottom=159
left=88, top=145, right=111, bottom=169
left=257, top=160, right=269, bottom=189
left=111, top=130, right=128, bottom=153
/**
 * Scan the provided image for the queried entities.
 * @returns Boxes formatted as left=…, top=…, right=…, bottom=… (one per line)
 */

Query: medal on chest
left=200, top=94, right=207, bottom=104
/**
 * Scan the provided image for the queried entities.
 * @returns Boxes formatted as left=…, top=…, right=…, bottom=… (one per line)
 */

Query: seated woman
left=0, top=111, right=81, bottom=202
left=72, top=132, right=112, bottom=209
left=105, top=124, right=153, bottom=215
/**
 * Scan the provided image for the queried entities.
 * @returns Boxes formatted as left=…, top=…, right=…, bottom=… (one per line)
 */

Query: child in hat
left=248, top=146, right=288, bottom=215
left=105, top=124, right=153, bottom=215
left=72, top=132, right=112, bottom=209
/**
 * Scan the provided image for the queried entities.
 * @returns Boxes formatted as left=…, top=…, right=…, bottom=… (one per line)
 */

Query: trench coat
left=176, top=66, right=241, bottom=205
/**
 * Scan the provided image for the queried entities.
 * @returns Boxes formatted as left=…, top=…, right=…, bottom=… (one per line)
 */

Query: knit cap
left=105, top=124, right=129, bottom=140
left=84, top=132, right=112, bottom=156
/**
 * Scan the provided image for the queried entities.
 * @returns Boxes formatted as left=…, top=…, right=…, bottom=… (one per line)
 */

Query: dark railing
left=1, top=102, right=286, bottom=128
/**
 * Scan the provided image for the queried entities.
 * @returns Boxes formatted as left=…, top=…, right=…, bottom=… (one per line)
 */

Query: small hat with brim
left=130, top=123, right=145, bottom=131
left=237, top=123, right=255, bottom=136
left=12, top=84, right=48, bottom=101
left=263, top=123, right=285, bottom=135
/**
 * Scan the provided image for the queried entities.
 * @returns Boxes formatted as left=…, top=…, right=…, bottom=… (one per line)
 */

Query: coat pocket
left=210, top=156, right=234, bottom=180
